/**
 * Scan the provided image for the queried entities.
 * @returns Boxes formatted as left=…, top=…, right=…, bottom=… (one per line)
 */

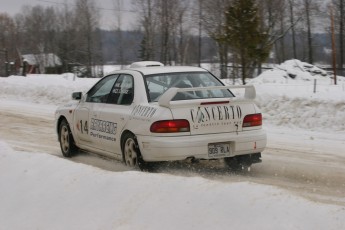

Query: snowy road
left=1, top=101, right=344, bottom=206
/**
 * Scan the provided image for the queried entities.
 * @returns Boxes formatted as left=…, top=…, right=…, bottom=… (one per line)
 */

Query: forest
left=0, top=0, right=343, bottom=81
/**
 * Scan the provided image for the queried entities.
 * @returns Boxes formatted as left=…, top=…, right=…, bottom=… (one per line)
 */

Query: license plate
left=208, top=143, right=231, bottom=158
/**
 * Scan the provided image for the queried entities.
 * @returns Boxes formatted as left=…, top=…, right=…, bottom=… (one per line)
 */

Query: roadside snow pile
left=247, top=60, right=345, bottom=132
left=0, top=141, right=344, bottom=230
left=0, top=74, right=98, bottom=105
left=251, top=59, right=331, bottom=84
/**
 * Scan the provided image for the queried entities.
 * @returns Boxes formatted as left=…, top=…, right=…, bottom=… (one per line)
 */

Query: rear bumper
left=137, top=129, right=267, bottom=162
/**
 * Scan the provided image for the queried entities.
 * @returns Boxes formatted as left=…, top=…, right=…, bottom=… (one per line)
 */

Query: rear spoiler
left=158, top=85, right=256, bottom=108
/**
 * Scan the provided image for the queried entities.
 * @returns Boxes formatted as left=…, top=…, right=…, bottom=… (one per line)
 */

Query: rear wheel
left=59, top=119, right=77, bottom=157
left=224, top=156, right=251, bottom=172
left=122, top=133, right=157, bottom=172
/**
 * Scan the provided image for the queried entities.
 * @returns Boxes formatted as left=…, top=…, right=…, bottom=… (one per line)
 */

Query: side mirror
left=72, top=92, right=82, bottom=100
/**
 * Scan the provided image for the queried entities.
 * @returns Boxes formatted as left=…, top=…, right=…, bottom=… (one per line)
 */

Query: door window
left=107, top=74, right=134, bottom=105
left=86, top=75, right=119, bottom=103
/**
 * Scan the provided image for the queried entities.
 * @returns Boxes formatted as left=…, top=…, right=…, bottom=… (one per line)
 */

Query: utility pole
left=331, top=4, right=338, bottom=85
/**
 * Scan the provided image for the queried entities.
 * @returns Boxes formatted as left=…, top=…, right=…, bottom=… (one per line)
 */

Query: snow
left=0, top=141, right=344, bottom=230
left=247, top=59, right=345, bottom=132
left=0, top=74, right=97, bottom=105
left=1, top=60, right=345, bottom=229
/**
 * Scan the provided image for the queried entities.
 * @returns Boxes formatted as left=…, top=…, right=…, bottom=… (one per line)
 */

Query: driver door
left=73, top=74, right=119, bottom=148
left=95, top=74, right=135, bottom=154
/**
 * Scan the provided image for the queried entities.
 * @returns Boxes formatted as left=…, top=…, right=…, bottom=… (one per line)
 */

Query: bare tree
left=13, top=5, right=62, bottom=73
left=338, top=0, right=344, bottom=69
left=112, top=0, right=125, bottom=66
left=0, top=13, right=16, bottom=76
left=301, top=0, right=321, bottom=64
left=159, top=0, right=169, bottom=64
left=156, top=0, right=182, bottom=65
left=134, top=0, right=189, bottom=65
left=304, top=0, right=313, bottom=63
left=16, top=6, right=58, bottom=55
left=258, top=0, right=287, bottom=65
left=134, top=0, right=157, bottom=61
left=173, top=0, right=190, bottom=65
left=256, top=0, right=305, bottom=68
left=55, top=1, right=78, bottom=72
left=196, top=0, right=203, bottom=66
left=332, top=0, right=344, bottom=69
left=202, top=0, right=231, bottom=79
left=288, top=0, right=298, bottom=59
left=339, top=0, right=344, bottom=69
left=74, top=0, right=101, bottom=77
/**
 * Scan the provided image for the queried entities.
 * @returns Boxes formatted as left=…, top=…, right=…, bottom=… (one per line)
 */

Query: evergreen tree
left=224, top=0, right=267, bottom=84
left=139, top=36, right=153, bottom=61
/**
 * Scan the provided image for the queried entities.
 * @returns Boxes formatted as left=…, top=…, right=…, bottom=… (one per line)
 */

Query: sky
left=0, top=0, right=137, bottom=30
left=1, top=0, right=331, bottom=32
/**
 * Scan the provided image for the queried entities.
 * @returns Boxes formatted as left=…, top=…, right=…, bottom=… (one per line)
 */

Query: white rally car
left=55, top=61, right=266, bottom=171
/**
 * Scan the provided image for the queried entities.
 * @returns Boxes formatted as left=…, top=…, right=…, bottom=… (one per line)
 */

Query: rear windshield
left=145, top=72, right=234, bottom=102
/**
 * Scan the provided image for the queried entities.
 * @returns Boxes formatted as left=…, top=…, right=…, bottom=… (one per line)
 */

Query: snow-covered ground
left=0, top=141, right=344, bottom=230
left=0, top=59, right=345, bottom=229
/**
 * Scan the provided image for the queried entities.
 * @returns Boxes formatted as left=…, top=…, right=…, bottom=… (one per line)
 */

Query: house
left=17, top=53, right=63, bottom=75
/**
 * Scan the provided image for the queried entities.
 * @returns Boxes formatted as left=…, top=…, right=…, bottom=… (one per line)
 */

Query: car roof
left=132, top=66, right=208, bottom=75
left=108, top=66, right=208, bottom=76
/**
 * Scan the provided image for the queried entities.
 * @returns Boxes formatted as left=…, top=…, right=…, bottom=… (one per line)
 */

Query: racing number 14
left=79, top=120, right=89, bottom=134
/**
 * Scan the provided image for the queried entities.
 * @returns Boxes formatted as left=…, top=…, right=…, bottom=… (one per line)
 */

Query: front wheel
left=59, top=119, right=77, bottom=157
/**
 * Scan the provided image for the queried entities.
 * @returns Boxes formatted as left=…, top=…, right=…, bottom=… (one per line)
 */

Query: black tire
left=59, top=119, right=77, bottom=157
left=121, top=133, right=156, bottom=172
left=224, top=156, right=251, bottom=172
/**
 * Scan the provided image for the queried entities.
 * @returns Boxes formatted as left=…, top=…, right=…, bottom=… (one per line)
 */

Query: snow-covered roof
left=116, top=66, right=207, bottom=76
left=129, top=61, right=164, bottom=68
left=22, top=53, right=62, bottom=67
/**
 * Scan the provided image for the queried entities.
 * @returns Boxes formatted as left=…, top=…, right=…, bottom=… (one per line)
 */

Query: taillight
left=242, top=113, right=262, bottom=127
left=150, top=119, right=190, bottom=133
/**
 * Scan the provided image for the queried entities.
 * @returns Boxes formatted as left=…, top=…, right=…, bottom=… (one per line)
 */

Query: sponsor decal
left=90, top=132, right=116, bottom=142
left=190, top=105, right=242, bottom=129
left=77, top=119, right=117, bottom=142
left=90, top=118, right=117, bottom=135
left=131, top=105, right=157, bottom=119
left=90, top=118, right=117, bottom=142
left=112, top=88, right=130, bottom=94
left=190, top=105, right=242, bottom=124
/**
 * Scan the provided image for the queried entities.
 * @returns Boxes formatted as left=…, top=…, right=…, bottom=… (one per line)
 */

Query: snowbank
left=246, top=60, right=345, bottom=131
left=0, top=141, right=344, bottom=230
left=247, top=59, right=344, bottom=85
left=0, top=74, right=97, bottom=105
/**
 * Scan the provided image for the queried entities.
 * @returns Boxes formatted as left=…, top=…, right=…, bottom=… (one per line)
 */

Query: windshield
left=145, top=72, right=234, bottom=102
